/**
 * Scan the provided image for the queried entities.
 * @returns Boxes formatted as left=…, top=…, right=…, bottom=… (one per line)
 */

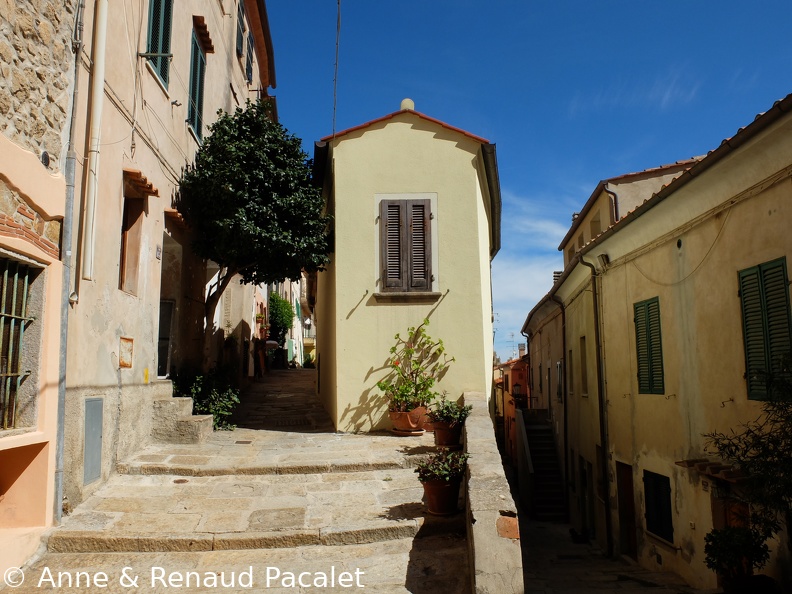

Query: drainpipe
left=55, top=0, right=84, bottom=524
left=580, top=256, right=614, bottom=557
left=549, top=294, right=569, bottom=520
left=80, top=0, right=109, bottom=281
left=604, top=187, right=619, bottom=224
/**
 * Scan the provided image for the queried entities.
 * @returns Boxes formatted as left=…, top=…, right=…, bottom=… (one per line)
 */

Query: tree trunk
left=201, top=267, right=237, bottom=373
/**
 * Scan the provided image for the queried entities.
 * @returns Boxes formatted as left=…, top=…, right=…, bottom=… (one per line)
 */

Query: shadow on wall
left=338, top=386, right=388, bottom=432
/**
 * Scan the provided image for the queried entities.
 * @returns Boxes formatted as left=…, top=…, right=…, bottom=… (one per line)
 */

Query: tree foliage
left=177, top=99, right=330, bottom=285
left=704, top=362, right=792, bottom=541
left=267, top=291, right=294, bottom=347
left=175, top=99, right=330, bottom=370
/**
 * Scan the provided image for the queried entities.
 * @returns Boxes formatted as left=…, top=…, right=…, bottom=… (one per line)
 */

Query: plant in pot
left=704, top=526, right=772, bottom=593
left=427, top=396, right=472, bottom=450
left=415, top=448, right=470, bottom=515
left=376, top=319, right=454, bottom=435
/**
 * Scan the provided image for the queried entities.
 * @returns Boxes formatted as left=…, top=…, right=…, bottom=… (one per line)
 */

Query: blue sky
left=264, top=1, right=792, bottom=361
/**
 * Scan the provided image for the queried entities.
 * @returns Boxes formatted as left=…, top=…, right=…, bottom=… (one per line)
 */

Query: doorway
left=616, top=461, right=638, bottom=559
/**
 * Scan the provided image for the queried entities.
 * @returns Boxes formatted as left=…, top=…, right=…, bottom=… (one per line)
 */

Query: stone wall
left=0, top=178, right=61, bottom=258
left=464, top=391, right=524, bottom=593
left=0, top=0, right=75, bottom=172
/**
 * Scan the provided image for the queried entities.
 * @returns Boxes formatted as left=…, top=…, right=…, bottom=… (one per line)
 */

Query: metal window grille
left=0, top=258, right=34, bottom=429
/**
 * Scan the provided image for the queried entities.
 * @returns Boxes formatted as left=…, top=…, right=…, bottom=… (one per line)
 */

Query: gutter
left=80, top=0, right=108, bottom=280
left=481, top=144, right=502, bottom=259
left=55, top=0, right=84, bottom=523
left=579, top=255, right=613, bottom=557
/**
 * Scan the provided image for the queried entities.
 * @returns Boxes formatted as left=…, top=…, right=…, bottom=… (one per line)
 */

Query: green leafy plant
left=175, top=368, right=240, bottom=430
left=427, top=396, right=472, bottom=425
left=176, top=99, right=331, bottom=372
left=268, top=292, right=294, bottom=347
left=415, top=449, right=470, bottom=483
left=377, top=319, right=454, bottom=412
left=303, top=353, right=315, bottom=369
left=704, top=526, right=770, bottom=581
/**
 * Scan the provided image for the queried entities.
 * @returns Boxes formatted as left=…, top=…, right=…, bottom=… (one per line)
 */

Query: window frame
left=119, top=196, right=146, bottom=295
left=236, top=0, right=246, bottom=58
left=146, top=0, right=173, bottom=88
left=378, top=198, right=433, bottom=293
left=738, top=257, right=792, bottom=400
left=245, top=31, right=254, bottom=84
left=634, top=297, right=664, bottom=395
left=187, top=30, right=207, bottom=140
left=643, top=470, right=673, bottom=543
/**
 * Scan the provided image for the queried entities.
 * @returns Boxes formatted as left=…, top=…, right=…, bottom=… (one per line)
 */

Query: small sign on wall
left=120, top=337, right=133, bottom=368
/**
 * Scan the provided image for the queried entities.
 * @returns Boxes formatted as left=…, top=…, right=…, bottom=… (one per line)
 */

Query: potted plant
left=415, top=449, right=469, bottom=515
left=704, top=526, right=772, bottom=593
left=376, top=319, right=454, bottom=435
left=427, top=396, right=472, bottom=449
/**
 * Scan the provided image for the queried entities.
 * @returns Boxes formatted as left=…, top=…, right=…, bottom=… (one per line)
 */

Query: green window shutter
left=188, top=32, right=206, bottom=139
left=236, top=0, right=245, bottom=57
left=146, top=0, right=172, bottom=86
left=245, top=32, right=254, bottom=83
left=634, top=297, right=664, bottom=394
left=739, top=258, right=792, bottom=400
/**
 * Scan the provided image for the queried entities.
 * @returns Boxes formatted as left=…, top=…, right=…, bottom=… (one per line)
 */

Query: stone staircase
left=17, top=371, right=470, bottom=593
left=525, top=423, right=567, bottom=522
left=151, top=396, right=213, bottom=444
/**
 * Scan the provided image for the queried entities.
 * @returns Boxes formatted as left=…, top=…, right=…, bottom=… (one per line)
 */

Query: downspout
left=55, top=0, right=84, bottom=524
left=549, top=294, right=569, bottom=520
left=580, top=256, right=613, bottom=557
left=80, top=0, right=109, bottom=281
left=604, top=187, right=619, bottom=223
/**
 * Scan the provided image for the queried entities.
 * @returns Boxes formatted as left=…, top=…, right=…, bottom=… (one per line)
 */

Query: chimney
left=518, top=343, right=526, bottom=358
left=553, top=271, right=562, bottom=284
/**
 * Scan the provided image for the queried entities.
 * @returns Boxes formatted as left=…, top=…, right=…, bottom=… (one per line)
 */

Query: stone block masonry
left=0, top=178, right=61, bottom=258
left=0, top=0, right=76, bottom=173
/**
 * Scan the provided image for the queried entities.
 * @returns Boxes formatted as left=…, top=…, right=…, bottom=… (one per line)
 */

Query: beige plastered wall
left=318, top=113, right=494, bottom=432
left=63, top=0, right=267, bottom=506
left=590, top=115, right=792, bottom=589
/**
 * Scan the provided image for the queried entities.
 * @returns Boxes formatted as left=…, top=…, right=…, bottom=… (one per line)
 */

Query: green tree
left=176, top=99, right=330, bottom=371
left=267, top=292, right=294, bottom=347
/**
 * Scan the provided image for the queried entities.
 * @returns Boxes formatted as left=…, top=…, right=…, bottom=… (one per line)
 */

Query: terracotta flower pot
left=389, top=407, right=427, bottom=435
left=422, top=478, right=462, bottom=515
left=433, top=421, right=463, bottom=450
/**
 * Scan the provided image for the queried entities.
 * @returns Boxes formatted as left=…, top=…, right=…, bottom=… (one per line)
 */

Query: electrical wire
left=332, top=0, right=341, bottom=139
left=630, top=207, right=732, bottom=287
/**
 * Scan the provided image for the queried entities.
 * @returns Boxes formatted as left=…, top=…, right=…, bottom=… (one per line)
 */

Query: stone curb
left=45, top=520, right=421, bottom=553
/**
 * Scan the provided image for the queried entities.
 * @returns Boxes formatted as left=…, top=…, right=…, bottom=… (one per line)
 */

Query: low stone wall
left=463, top=391, right=524, bottom=593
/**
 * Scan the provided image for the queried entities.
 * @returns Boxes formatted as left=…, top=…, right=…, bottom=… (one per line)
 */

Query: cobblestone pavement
left=3, top=370, right=469, bottom=593
left=522, top=521, right=708, bottom=594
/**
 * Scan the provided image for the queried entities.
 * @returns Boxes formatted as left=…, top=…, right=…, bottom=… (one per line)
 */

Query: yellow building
left=313, top=100, right=501, bottom=431
left=524, top=93, right=792, bottom=589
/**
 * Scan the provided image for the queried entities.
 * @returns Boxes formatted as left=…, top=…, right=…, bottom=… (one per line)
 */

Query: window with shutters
left=634, top=297, right=664, bottom=394
left=643, top=470, right=673, bottom=543
left=119, top=196, right=145, bottom=295
left=146, top=0, right=173, bottom=87
left=379, top=199, right=432, bottom=293
left=245, top=32, right=254, bottom=84
left=236, top=0, right=245, bottom=57
left=738, top=258, right=792, bottom=400
left=188, top=31, right=206, bottom=139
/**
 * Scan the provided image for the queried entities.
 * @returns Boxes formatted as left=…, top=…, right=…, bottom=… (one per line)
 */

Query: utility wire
left=332, top=0, right=341, bottom=139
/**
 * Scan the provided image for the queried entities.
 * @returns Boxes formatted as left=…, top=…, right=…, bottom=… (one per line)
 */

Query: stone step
left=15, top=533, right=470, bottom=594
left=47, top=468, right=454, bottom=554
left=151, top=398, right=213, bottom=444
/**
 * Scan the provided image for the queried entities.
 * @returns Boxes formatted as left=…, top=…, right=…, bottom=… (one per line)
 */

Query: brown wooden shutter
left=408, top=199, right=431, bottom=290
left=380, top=198, right=432, bottom=292
left=380, top=200, right=405, bottom=290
